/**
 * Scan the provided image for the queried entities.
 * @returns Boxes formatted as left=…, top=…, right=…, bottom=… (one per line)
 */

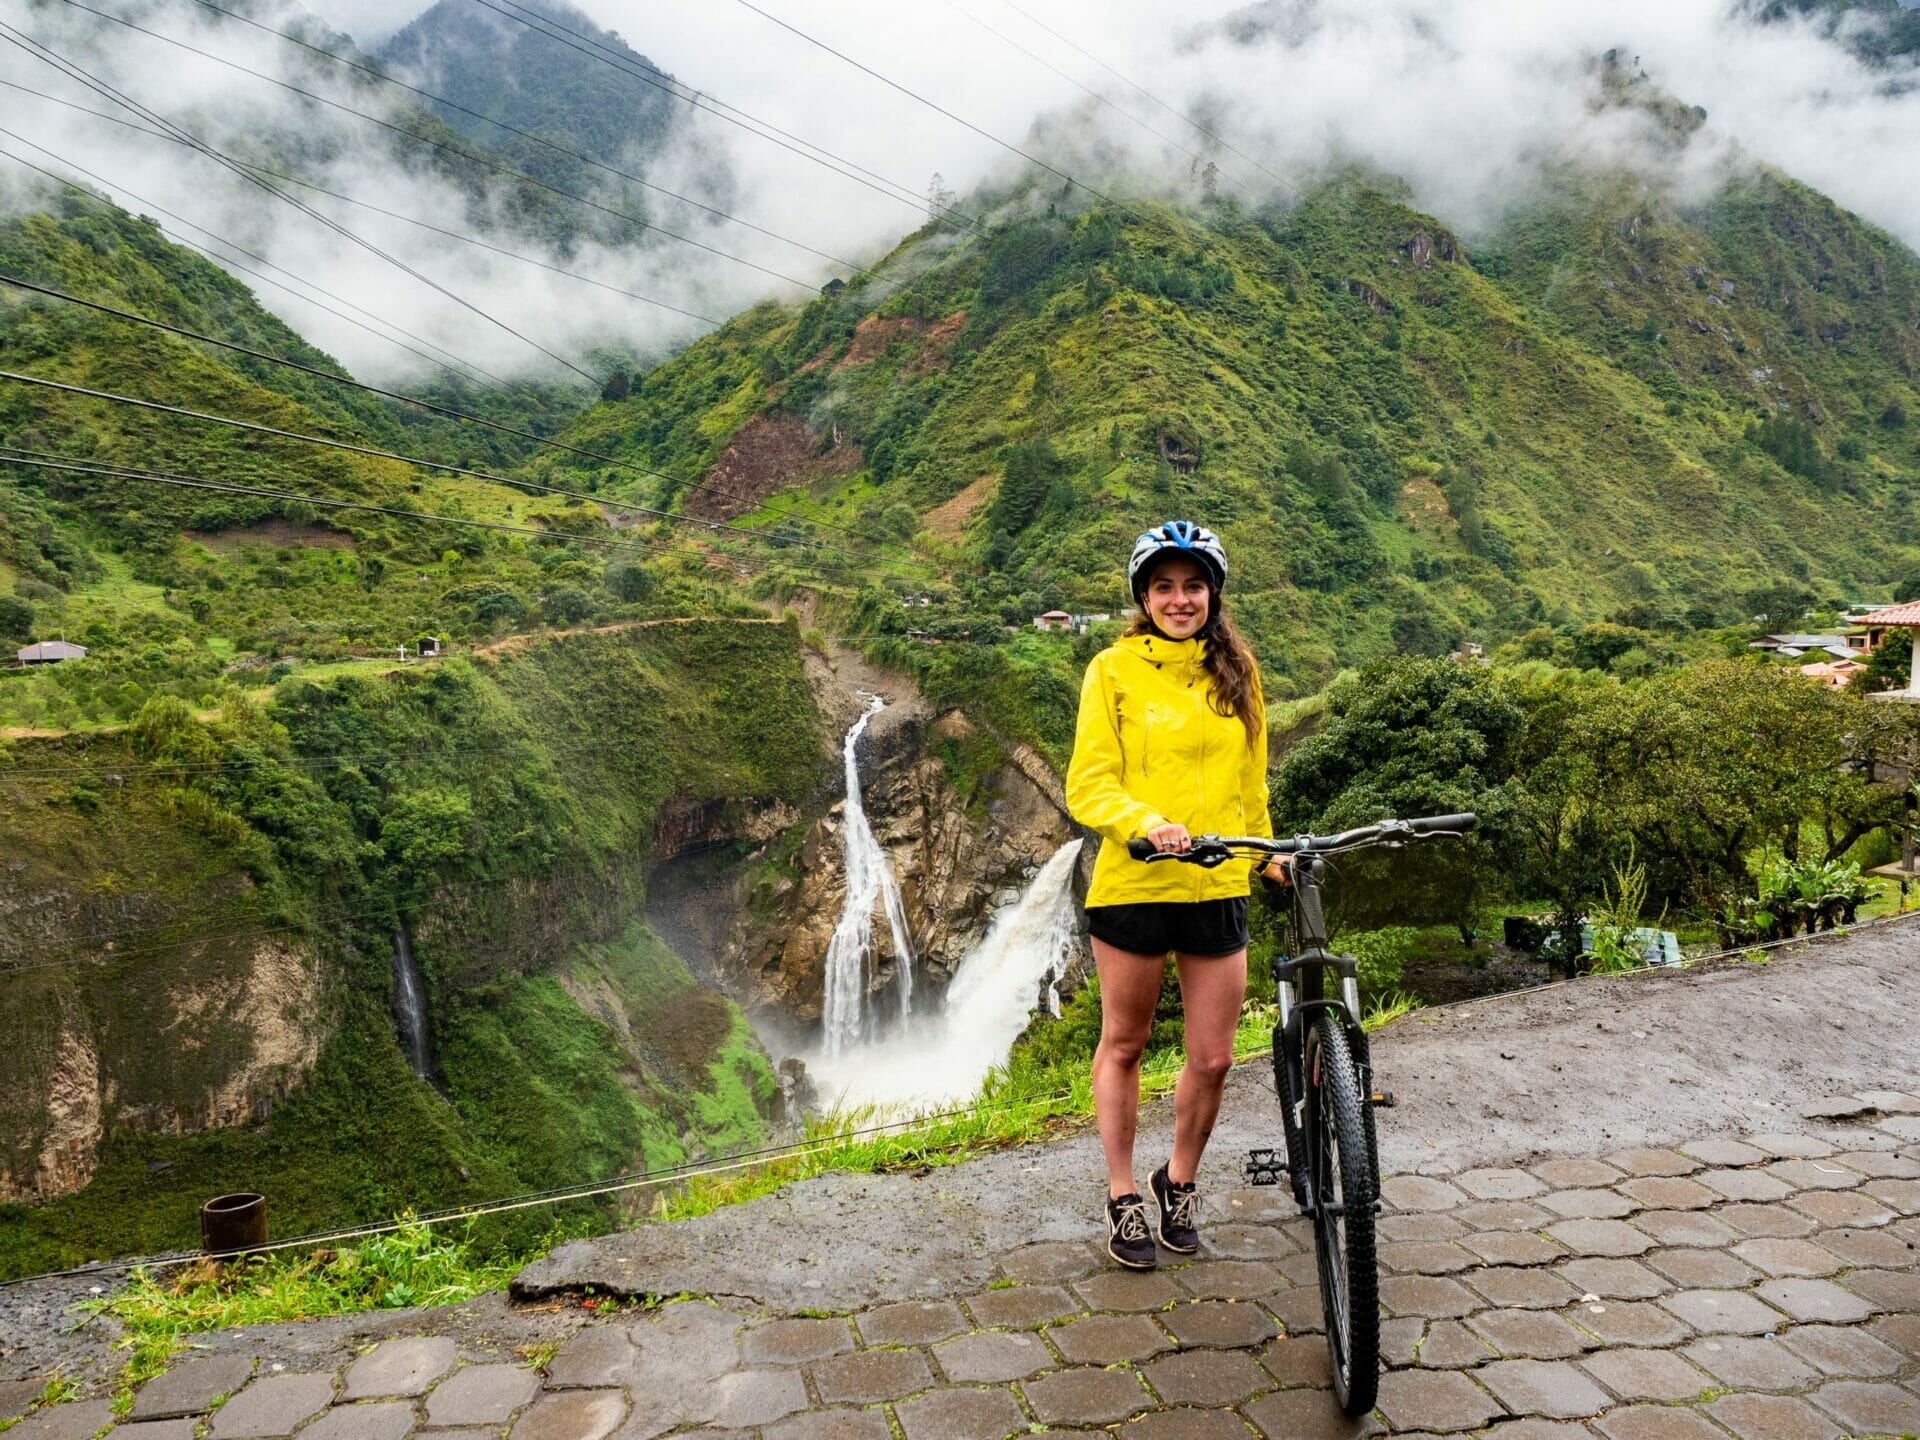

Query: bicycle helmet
left=1128, top=520, right=1228, bottom=602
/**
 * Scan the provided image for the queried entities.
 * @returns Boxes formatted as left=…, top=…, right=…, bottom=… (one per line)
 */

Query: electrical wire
left=467, top=0, right=984, bottom=238
left=185, top=0, right=870, bottom=279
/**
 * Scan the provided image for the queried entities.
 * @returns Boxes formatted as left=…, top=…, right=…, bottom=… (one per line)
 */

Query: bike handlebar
left=1126, top=812, right=1476, bottom=865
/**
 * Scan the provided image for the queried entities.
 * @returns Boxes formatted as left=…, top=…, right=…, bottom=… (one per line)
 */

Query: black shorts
left=1085, top=897, right=1249, bottom=957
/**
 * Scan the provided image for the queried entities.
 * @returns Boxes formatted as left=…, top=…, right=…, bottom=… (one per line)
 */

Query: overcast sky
left=4, top=0, right=1916, bottom=383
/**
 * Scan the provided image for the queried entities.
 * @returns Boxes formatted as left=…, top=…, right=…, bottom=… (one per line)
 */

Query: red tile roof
left=1858, top=601, right=1920, bottom=627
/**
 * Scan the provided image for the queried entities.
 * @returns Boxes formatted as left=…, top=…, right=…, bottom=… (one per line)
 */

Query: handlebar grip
left=1408, top=813, right=1477, bottom=835
left=1127, top=838, right=1158, bottom=860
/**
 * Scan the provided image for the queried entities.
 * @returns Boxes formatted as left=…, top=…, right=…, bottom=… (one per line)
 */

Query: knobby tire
left=1305, top=1013, right=1380, bottom=1416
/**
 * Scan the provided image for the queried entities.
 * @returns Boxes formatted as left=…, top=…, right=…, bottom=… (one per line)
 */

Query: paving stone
left=1417, top=1319, right=1499, bottom=1368
left=1617, top=1177, right=1716, bottom=1211
left=1859, top=1090, right=1920, bottom=1114
left=812, top=1349, right=933, bottom=1404
left=1261, top=1334, right=1336, bottom=1386
left=1608, top=1148, right=1699, bottom=1177
left=964, top=1284, right=1081, bottom=1329
left=1463, top=1267, right=1580, bottom=1310
left=934, top=1331, right=1051, bottom=1382
left=1276, top=1252, right=1325, bottom=1287
left=1657, top=1289, right=1786, bottom=1335
left=1048, top=1312, right=1171, bottom=1364
left=1696, top=1167, right=1795, bottom=1203
left=1074, top=1268, right=1184, bottom=1312
left=414, top=1429, right=499, bottom=1440
left=1483, top=1421, right=1599, bottom=1440
left=1821, top=1223, right=1920, bottom=1267
left=344, top=1338, right=459, bottom=1400
left=1545, top=1220, right=1653, bottom=1257
left=1380, top=1212, right=1472, bottom=1243
left=997, top=1240, right=1101, bottom=1284
left=1837, top=1148, right=1920, bottom=1177
left=1474, top=1360, right=1612, bottom=1419
left=0, top=1382, right=41, bottom=1425
left=301, top=1403, right=419, bottom=1440
left=1576, top=1347, right=1710, bottom=1402
left=1161, top=1298, right=1277, bottom=1348
left=1381, top=1175, right=1470, bottom=1211
left=1743, top=1133, right=1836, bottom=1160
left=1560, top=1301, right=1692, bottom=1347
left=1593, top=1405, right=1727, bottom=1440
left=1458, top=1169, right=1549, bottom=1201
left=766, top=1409, right=895, bottom=1440
left=115, top=1422, right=200, bottom=1440
left=1642, top=1247, right=1758, bottom=1290
left=1462, top=1232, right=1566, bottom=1267
left=1532, top=1159, right=1623, bottom=1189
left=541, top=1329, right=633, bottom=1390
left=1704, top=1393, right=1841, bottom=1440
left=1182, top=1260, right=1291, bottom=1300
left=1843, top=1266, right=1920, bottom=1314
left=1557, top=1258, right=1668, bottom=1300
left=627, top=1302, right=747, bottom=1389
left=1756, top=1276, right=1874, bottom=1323
left=1378, top=1241, right=1474, bottom=1275
left=1864, top=1176, right=1920, bottom=1212
left=1782, top=1321, right=1904, bottom=1376
left=1141, top=1349, right=1273, bottom=1405
left=211, top=1374, right=338, bottom=1438
left=1022, top=1368, right=1150, bottom=1425
left=1539, top=1190, right=1637, bottom=1220
left=1457, top=1201, right=1556, bottom=1233
left=859, top=1299, right=966, bottom=1347
left=1267, top=1286, right=1324, bottom=1334
left=1808, top=1378, right=1920, bottom=1434
left=1681, top=1335, right=1818, bottom=1389
left=704, top=1370, right=810, bottom=1428
left=740, top=1317, right=853, bottom=1365
left=1771, top=1158, right=1867, bottom=1192
left=425, top=1367, right=541, bottom=1429
left=1725, top=1238, right=1840, bottom=1280
left=4, top=1402, right=115, bottom=1440
left=1716, top=1203, right=1818, bottom=1238
left=133, top=1353, right=259, bottom=1419
left=1373, top=1369, right=1504, bottom=1433
left=1380, top=1275, right=1479, bottom=1318
left=1121, top=1411, right=1258, bottom=1440
left=1680, top=1138, right=1770, bottom=1166
left=1242, top=1386, right=1383, bottom=1439
left=1467, top=1309, right=1590, bottom=1359
left=1869, top=1311, right=1920, bottom=1354
left=1786, top=1189, right=1895, bottom=1227
left=895, top=1386, right=1026, bottom=1440
left=1204, top=1223, right=1298, bottom=1260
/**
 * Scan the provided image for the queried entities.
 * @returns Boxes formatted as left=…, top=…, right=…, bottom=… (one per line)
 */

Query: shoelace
left=1165, top=1185, right=1198, bottom=1231
left=1112, top=1199, right=1150, bottom=1242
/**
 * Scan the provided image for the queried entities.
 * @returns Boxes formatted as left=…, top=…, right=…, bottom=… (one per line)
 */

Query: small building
left=1068, top=612, right=1112, bottom=634
left=1449, top=641, right=1486, bottom=663
left=1799, top=658, right=1865, bottom=689
left=1855, top=601, right=1920, bottom=700
left=15, top=640, right=87, bottom=666
left=1033, top=610, right=1073, bottom=632
left=417, top=636, right=443, bottom=657
left=1748, top=633, right=1852, bottom=660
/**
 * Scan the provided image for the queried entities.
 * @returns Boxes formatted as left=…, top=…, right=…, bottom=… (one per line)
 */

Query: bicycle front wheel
left=1304, top=1012, right=1380, bottom=1416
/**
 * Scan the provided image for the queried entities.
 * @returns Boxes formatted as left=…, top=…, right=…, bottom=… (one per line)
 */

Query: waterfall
left=820, top=696, right=917, bottom=1058
left=390, top=927, right=434, bottom=1079
left=808, top=839, right=1084, bottom=1112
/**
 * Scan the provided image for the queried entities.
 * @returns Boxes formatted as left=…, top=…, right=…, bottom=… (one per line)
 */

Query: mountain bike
left=1129, top=813, right=1476, bottom=1416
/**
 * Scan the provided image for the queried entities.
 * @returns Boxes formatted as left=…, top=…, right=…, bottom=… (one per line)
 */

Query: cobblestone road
left=8, top=1095, right=1920, bottom=1440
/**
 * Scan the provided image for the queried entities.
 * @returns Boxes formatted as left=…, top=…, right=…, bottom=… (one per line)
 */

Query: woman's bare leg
left=1092, top=937, right=1166, bottom=1198
left=1167, top=947, right=1249, bottom=1184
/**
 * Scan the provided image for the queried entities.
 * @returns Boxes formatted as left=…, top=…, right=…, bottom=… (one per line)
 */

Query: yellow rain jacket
left=1066, top=632, right=1271, bottom=907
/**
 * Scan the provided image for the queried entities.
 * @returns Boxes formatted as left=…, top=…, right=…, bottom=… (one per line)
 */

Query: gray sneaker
left=1105, top=1192, right=1156, bottom=1269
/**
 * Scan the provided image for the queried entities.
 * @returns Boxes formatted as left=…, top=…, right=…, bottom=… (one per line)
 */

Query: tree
left=380, top=786, right=475, bottom=871
left=987, top=438, right=1060, bottom=534
left=926, top=171, right=957, bottom=222
left=600, top=371, right=630, bottom=402
left=0, top=595, right=34, bottom=643
left=605, top=560, right=655, bottom=602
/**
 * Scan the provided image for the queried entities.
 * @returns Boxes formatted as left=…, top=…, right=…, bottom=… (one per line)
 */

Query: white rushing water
left=390, top=926, right=433, bottom=1079
left=807, top=839, right=1085, bottom=1113
left=820, top=696, right=917, bottom=1059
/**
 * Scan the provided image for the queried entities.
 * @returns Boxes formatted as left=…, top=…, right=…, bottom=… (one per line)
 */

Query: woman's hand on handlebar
left=1259, top=855, right=1292, bottom=887
left=1146, top=822, right=1192, bottom=854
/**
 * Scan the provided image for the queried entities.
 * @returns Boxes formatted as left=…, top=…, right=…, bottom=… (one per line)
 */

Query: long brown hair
left=1127, top=588, right=1265, bottom=745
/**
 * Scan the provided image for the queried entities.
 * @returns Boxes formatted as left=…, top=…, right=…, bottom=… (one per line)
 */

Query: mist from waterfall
left=390, top=926, right=433, bottom=1080
left=807, top=839, right=1085, bottom=1114
left=820, top=696, right=916, bottom=1060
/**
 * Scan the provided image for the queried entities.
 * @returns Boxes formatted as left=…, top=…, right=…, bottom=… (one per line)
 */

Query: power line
left=3, top=18, right=599, bottom=385
left=61, top=0, right=824, bottom=296
left=467, top=0, right=983, bottom=238
left=728, top=0, right=1139, bottom=220
left=0, top=373, right=858, bottom=559
left=186, top=0, right=870, bottom=279
left=992, top=0, right=1299, bottom=199
left=0, top=126, right=522, bottom=391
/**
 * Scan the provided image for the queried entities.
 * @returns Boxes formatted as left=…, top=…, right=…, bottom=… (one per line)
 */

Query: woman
left=1065, top=521, right=1281, bottom=1269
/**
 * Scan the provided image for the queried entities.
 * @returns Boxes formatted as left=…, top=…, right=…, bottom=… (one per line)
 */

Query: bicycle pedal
left=1245, top=1148, right=1285, bottom=1186
left=1369, top=1090, right=1397, bottom=1107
